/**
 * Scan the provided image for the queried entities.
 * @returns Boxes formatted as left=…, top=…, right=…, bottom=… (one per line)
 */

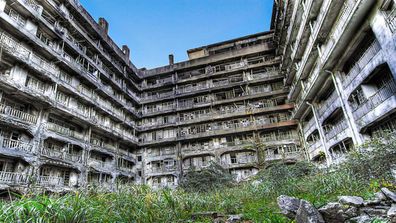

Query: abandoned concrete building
left=0, top=0, right=394, bottom=191
left=273, top=0, right=396, bottom=167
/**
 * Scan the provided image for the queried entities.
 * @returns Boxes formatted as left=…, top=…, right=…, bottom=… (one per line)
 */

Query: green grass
left=0, top=135, right=394, bottom=223
left=0, top=170, right=376, bottom=223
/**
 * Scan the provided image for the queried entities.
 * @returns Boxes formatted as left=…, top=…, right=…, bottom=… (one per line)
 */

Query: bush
left=179, top=161, right=235, bottom=192
left=255, top=161, right=317, bottom=190
left=341, top=132, right=396, bottom=187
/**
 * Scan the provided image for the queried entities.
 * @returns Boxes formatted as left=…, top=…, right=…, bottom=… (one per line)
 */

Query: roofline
left=187, top=30, right=274, bottom=53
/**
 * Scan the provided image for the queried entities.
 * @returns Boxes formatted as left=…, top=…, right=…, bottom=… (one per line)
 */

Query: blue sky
left=80, top=0, right=274, bottom=69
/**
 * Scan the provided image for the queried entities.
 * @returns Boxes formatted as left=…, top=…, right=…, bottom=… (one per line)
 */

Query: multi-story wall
left=0, top=0, right=141, bottom=192
left=274, top=0, right=396, bottom=166
left=139, top=32, right=301, bottom=188
left=0, top=0, right=394, bottom=192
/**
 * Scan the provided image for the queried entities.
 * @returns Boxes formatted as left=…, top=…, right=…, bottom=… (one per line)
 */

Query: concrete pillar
left=297, top=122, right=310, bottom=160
left=306, top=102, right=332, bottom=165
left=0, top=0, right=6, bottom=12
left=328, top=71, right=365, bottom=146
left=371, top=10, right=396, bottom=80
left=176, top=142, right=182, bottom=179
left=168, top=54, right=174, bottom=66
left=98, top=18, right=109, bottom=34
left=33, top=108, right=48, bottom=154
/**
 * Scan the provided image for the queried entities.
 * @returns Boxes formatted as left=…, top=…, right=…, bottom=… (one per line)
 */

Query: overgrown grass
left=0, top=135, right=395, bottom=222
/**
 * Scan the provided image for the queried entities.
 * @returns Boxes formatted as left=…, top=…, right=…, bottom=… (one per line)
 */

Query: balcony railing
left=0, top=103, right=38, bottom=124
left=147, top=165, right=177, bottom=174
left=22, top=0, right=43, bottom=13
left=385, top=7, right=396, bottom=33
left=266, top=151, right=301, bottom=161
left=0, top=171, right=29, bottom=184
left=221, top=157, right=257, bottom=167
left=250, top=69, right=278, bottom=80
left=183, top=162, right=212, bottom=170
left=292, top=0, right=331, bottom=82
left=1, top=138, right=33, bottom=153
left=46, top=122, right=85, bottom=140
left=303, top=117, right=317, bottom=135
left=37, top=175, right=65, bottom=187
left=318, top=91, right=339, bottom=118
left=41, top=147, right=82, bottom=163
left=324, top=119, right=349, bottom=141
left=0, top=30, right=134, bottom=125
left=88, top=159, right=113, bottom=169
left=261, top=131, right=299, bottom=142
left=352, top=81, right=396, bottom=121
left=307, top=140, right=322, bottom=156
left=178, top=117, right=292, bottom=140
left=118, top=166, right=134, bottom=173
left=144, top=76, right=174, bottom=88
left=342, top=40, right=381, bottom=88
left=4, top=6, right=27, bottom=27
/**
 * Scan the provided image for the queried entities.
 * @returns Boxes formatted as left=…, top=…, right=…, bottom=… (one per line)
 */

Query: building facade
left=0, top=0, right=394, bottom=192
left=273, top=0, right=396, bottom=166
left=139, top=32, right=300, bottom=188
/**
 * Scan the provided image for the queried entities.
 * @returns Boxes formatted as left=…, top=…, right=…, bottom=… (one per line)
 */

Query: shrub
left=342, top=132, right=396, bottom=184
left=179, top=161, right=235, bottom=192
left=255, top=161, right=317, bottom=189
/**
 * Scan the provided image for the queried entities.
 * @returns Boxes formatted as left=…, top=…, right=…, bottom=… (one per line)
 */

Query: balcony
left=37, top=175, right=64, bottom=187
left=0, top=29, right=135, bottom=122
left=147, top=166, right=177, bottom=175
left=290, top=0, right=315, bottom=61
left=352, top=81, right=396, bottom=125
left=118, top=166, right=134, bottom=173
left=261, top=131, right=299, bottom=143
left=179, top=118, right=294, bottom=141
left=319, top=0, right=358, bottom=63
left=303, top=117, right=317, bottom=136
left=175, top=56, right=277, bottom=83
left=0, top=103, right=38, bottom=124
left=342, top=40, right=381, bottom=89
left=0, top=171, right=29, bottom=185
left=46, top=122, right=85, bottom=141
left=20, top=0, right=43, bottom=14
left=385, top=7, right=396, bottom=33
left=0, top=138, right=34, bottom=153
left=317, top=91, right=340, bottom=119
left=4, top=6, right=27, bottom=27
left=265, top=151, right=301, bottom=162
left=290, top=0, right=332, bottom=84
left=146, top=160, right=177, bottom=175
left=0, top=32, right=30, bottom=61
left=143, top=91, right=174, bottom=102
left=250, top=68, right=279, bottom=80
left=307, top=140, right=322, bottom=159
left=88, top=159, right=113, bottom=170
left=324, top=119, right=349, bottom=141
left=40, top=147, right=82, bottom=163
left=221, top=157, right=257, bottom=169
left=143, top=76, right=174, bottom=89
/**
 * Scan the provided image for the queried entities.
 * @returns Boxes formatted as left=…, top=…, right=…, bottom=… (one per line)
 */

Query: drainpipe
left=306, top=101, right=332, bottom=166
left=325, top=70, right=363, bottom=147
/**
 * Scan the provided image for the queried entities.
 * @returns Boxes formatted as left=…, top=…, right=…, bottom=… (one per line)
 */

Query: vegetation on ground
left=0, top=133, right=395, bottom=222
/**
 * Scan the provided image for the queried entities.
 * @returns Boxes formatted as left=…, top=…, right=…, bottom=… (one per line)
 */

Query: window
left=349, top=87, right=366, bottom=108
left=230, top=153, right=237, bottom=164
left=137, top=156, right=142, bottom=162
